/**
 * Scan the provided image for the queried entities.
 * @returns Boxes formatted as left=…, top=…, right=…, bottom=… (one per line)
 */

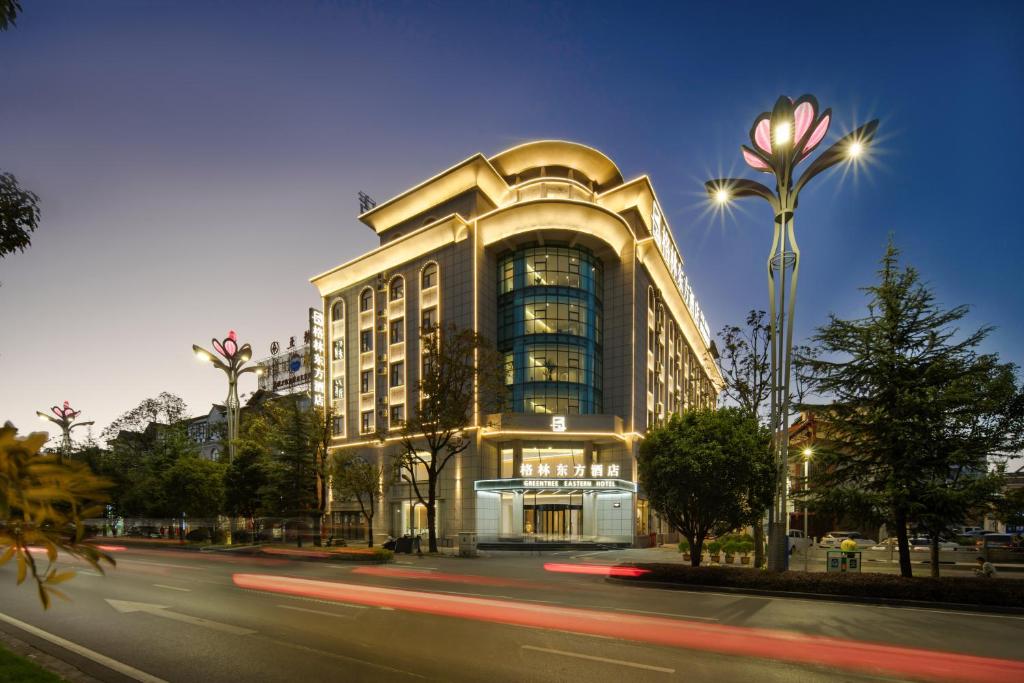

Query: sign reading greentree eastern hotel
left=311, top=141, right=722, bottom=547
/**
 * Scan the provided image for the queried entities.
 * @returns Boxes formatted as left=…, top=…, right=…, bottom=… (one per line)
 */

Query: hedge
left=617, top=563, right=1024, bottom=608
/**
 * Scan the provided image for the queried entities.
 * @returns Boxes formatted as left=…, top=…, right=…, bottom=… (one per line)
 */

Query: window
left=390, top=404, right=404, bottom=426
left=390, top=318, right=404, bottom=345
left=360, top=288, right=373, bottom=312
left=390, top=361, right=404, bottom=388
left=332, top=301, right=344, bottom=322
left=360, top=330, right=373, bottom=353
left=389, top=276, right=404, bottom=301
left=333, top=339, right=344, bottom=361
left=421, top=307, right=437, bottom=330
left=421, top=263, right=437, bottom=289
left=360, top=370, right=372, bottom=394
left=361, top=411, right=373, bottom=434
left=332, top=415, right=344, bottom=435
left=504, top=352, right=514, bottom=385
left=499, top=258, right=514, bottom=294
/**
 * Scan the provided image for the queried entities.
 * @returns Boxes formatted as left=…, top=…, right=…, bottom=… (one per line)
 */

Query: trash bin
left=395, top=536, right=412, bottom=554
left=458, top=531, right=477, bottom=558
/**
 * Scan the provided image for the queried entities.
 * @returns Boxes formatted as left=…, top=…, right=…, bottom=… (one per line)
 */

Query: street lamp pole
left=707, top=95, right=878, bottom=572
left=192, top=330, right=261, bottom=463
left=36, top=401, right=94, bottom=460
left=803, top=447, right=813, bottom=572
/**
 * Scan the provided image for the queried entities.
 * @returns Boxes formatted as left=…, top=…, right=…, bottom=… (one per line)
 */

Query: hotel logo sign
left=551, top=415, right=567, bottom=432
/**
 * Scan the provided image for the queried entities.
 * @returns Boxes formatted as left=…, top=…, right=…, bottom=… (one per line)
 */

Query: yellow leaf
left=16, top=553, right=26, bottom=585
left=46, top=570, right=76, bottom=585
left=38, top=583, right=50, bottom=610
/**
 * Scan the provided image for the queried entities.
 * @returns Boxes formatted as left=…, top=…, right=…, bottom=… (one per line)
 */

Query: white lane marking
left=874, top=605, right=1024, bottom=620
left=431, top=589, right=561, bottom=604
left=615, top=607, right=718, bottom=621
left=378, top=606, right=395, bottom=610
left=105, top=599, right=255, bottom=635
left=77, top=569, right=104, bottom=577
left=521, top=645, right=675, bottom=673
left=118, top=559, right=198, bottom=571
left=265, top=635, right=426, bottom=678
left=276, top=604, right=361, bottom=619
left=152, top=584, right=191, bottom=592
left=0, top=610, right=168, bottom=683
left=393, top=564, right=438, bottom=570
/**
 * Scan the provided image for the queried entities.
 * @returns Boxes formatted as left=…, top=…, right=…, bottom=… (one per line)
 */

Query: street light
left=706, top=95, right=879, bottom=572
left=35, top=400, right=94, bottom=460
left=802, top=446, right=813, bottom=571
left=192, top=330, right=262, bottom=462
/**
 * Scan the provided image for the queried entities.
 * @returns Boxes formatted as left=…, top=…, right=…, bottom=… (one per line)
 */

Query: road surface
left=1, top=545, right=1022, bottom=682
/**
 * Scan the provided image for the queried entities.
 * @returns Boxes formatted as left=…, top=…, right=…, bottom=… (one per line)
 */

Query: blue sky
left=1, top=0, right=1021, bottom=439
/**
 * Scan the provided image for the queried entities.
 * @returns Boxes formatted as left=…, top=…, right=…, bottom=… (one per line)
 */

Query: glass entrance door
left=524, top=502, right=582, bottom=541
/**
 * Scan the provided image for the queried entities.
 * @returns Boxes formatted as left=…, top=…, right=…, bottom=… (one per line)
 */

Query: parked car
left=880, top=537, right=958, bottom=551
left=819, top=531, right=877, bottom=548
left=976, top=534, right=1015, bottom=551
left=788, top=529, right=811, bottom=554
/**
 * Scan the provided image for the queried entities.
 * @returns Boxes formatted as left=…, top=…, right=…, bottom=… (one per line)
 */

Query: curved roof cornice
left=488, top=140, right=624, bottom=187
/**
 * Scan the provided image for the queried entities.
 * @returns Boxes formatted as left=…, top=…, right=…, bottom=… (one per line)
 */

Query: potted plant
left=707, top=540, right=722, bottom=564
left=739, top=540, right=753, bottom=565
left=723, top=540, right=737, bottom=564
left=678, top=538, right=691, bottom=562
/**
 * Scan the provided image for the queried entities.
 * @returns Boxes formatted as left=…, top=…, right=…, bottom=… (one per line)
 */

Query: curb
left=605, top=576, right=1024, bottom=615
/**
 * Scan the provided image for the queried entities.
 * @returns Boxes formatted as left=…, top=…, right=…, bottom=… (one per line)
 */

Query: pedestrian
left=974, top=556, right=997, bottom=578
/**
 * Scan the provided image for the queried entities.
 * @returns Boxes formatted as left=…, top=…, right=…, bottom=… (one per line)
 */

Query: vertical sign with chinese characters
left=650, top=200, right=710, bottom=345
left=309, top=307, right=326, bottom=408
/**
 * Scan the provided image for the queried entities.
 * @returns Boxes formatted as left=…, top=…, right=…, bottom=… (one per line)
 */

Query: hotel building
left=311, top=141, right=722, bottom=547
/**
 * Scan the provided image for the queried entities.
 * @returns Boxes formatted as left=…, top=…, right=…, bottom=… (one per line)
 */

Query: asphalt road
left=1, top=546, right=1022, bottom=683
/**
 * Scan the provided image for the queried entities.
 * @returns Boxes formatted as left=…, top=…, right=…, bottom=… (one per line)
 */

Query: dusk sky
left=1, top=0, right=1021, bottom=445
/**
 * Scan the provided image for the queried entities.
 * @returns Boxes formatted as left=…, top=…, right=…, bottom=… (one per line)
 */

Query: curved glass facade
left=498, top=245, right=603, bottom=414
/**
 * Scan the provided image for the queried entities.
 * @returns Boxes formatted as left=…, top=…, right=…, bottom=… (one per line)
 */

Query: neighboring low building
left=311, top=140, right=723, bottom=547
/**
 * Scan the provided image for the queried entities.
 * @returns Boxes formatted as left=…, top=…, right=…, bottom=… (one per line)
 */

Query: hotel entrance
left=523, top=496, right=583, bottom=540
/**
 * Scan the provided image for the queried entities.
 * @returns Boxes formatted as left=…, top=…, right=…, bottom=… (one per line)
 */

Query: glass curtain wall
left=498, top=245, right=603, bottom=414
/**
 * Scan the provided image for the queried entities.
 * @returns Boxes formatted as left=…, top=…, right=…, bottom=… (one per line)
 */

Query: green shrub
left=232, top=530, right=253, bottom=544
left=738, top=541, right=754, bottom=556
left=678, top=539, right=690, bottom=554
left=616, top=563, right=1024, bottom=607
left=707, top=540, right=723, bottom=555
left=722, top=540, right=739, bottom=556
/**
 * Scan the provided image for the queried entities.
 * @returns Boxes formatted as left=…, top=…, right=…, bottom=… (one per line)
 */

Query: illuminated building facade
left=311, top=141, right=723, bottom=546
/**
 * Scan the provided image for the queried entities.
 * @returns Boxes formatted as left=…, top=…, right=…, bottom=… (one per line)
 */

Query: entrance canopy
left=475, top=478, right=637, bottom=494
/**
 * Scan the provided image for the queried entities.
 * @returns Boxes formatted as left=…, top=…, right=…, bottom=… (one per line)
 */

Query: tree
left=1, top=422, right=115, bottom=608
left=716, top=310, right=772, bottom=567
left=797, top=240, right=1024, bottom=577
left=100, top=392, right=190, bottom=444
left=637, top=409, right=774, bottom=566
left=910, top=359, right=1022, bottom=575
left=164, top=457, right=226, bottom=523
left=0, top=1, right=24, bottom=31
left=309, top=405, right=337, bottom=546
left=333, top=453, right=393, bottom=547
left=717, top=310, right=771, bottom=420
left=996, top=486, right=1024, bottom=533
left=243, top=395, right=317, bottom=546
left=224, top=441, right=270, bottom=533
left=394, top=323, right=505, bottom=553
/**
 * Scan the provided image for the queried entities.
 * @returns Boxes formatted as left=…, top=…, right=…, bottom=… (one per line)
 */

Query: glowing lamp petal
left=228, top=330, right=237, bottom=341
left=742, top=148, right=771, bottom=171
left=213, top=339, right=227, bottom=358
left=51, top=406, right=63, bottom=418
left=802, top=114, right=830, bottom=155
left=754, top=119, right=772, bottom=154
left=793, top=101, right=815, bottom=143
left=224, top=339, right=238, bottom=357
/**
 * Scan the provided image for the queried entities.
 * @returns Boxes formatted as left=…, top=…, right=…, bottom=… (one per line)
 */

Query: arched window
left=359, top=288, right=373, bottom=312
left=389, top=276, right=405, bottom=301
left=332, top=300, right=344, bottom=322
left=421, top=263, right=438, bottom=289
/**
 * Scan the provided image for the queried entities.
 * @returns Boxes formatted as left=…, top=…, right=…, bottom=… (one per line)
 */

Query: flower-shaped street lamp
left=192, top=330, right=261, bottom=462
left=36, top=400, right=94, bottom=459
left=706, top=95, right=879, bottom=572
